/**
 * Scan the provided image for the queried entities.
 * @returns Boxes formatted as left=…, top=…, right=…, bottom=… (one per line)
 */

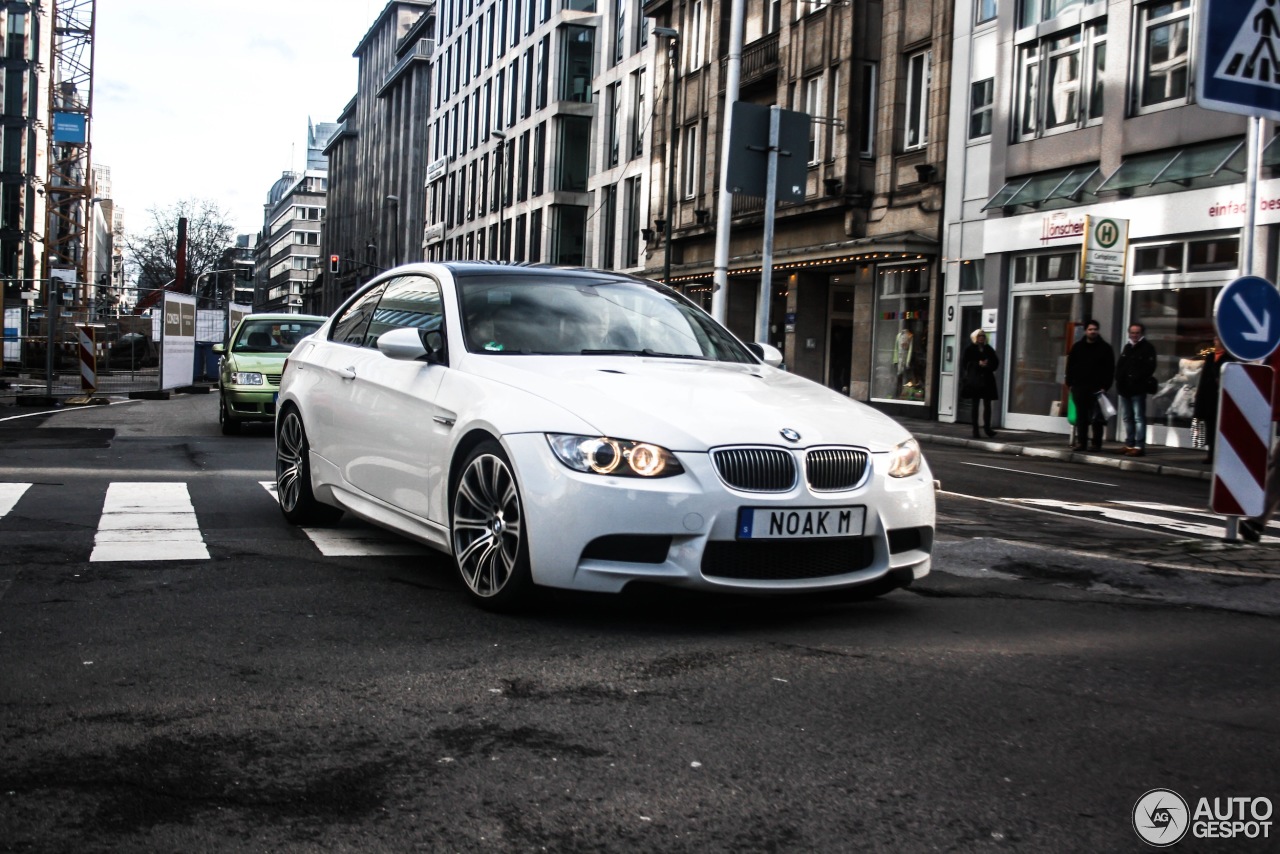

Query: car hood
left=459, top=355, right=914, bottom=451
left=225, top=352, right=289, bottom=372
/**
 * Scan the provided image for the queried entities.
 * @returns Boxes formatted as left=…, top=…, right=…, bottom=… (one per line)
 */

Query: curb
left=915, top=432, right=1212, bottom=481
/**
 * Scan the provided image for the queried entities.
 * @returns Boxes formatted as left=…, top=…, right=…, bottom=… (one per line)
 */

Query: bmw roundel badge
left=780, top=428, right=801, bottom=443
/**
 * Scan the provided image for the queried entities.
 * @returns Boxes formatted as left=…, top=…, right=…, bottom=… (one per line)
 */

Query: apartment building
left=256, top=168, right=328, bottom=314
left=422, top=0, right=657, bottom=273
left=943, top=0, right=1267, bottom=449
left=320, top=0, right=434, bottom=312
left=642, top=0, right=951, bottom=416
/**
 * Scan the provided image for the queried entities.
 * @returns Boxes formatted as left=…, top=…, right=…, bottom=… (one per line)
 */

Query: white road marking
left=0, top=399, right=141, bottom=422
left=258, top=481, right=430, bottom=557
left=0, top=482, right=31, bottom=517
left=958, top=461, right=1118, bottom=488
left=1010, top=498, right=1225, bottom=539
left=91, top=482, right=209, bottom=562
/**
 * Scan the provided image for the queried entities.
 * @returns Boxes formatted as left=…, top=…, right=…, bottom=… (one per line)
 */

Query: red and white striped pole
left=1211, top=363, right=1273, bottom=524
left=77, top=324, right=96, bottom=393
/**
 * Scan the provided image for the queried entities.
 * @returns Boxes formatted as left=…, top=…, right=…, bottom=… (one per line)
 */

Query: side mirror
left=377, top=327, right=447, bottom=365
left=747, top=342, right=784, bottom=368
left=212, top=343, right=225, bottom=354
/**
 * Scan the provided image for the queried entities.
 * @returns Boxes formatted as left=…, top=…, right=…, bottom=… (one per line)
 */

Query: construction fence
left=1, top=291, right=243, bottom=401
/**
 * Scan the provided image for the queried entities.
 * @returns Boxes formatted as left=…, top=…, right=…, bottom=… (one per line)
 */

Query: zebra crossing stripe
left=257, top=481, right=430, bottom=557
left=91, top=482, right=209, bottom=562
left=0, top=483, right=31, bottom=518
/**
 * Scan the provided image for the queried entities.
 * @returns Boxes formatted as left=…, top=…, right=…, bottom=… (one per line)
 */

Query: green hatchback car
left=215, top=313, right=326, bottom=434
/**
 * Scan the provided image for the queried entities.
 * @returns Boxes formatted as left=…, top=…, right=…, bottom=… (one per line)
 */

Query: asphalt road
left=0, top=395, right=1277, bottom=852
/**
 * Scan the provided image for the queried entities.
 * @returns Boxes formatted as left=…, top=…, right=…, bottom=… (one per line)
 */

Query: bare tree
left=122, top=199, right=237, bottom=294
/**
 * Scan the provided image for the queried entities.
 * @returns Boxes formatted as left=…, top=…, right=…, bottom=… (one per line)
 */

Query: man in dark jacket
left=1065, top=319, right=1116, bottom=452
left=1115, top=321, right=1158, bottom=456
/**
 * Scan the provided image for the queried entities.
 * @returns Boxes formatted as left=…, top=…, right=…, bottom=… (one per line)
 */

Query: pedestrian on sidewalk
left=1193, top=335, right=1235, bottom=465
left=1065, top=319, right=1115, bottom=452
left=1115, top=321, right=1157, bottom=456
left=960, top=328, right=999, bottom=438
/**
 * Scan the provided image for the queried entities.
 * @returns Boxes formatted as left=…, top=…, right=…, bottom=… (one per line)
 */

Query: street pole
left=710, top=0, right=746, bottom=322
left=755, top=106, right=780, bottom=345
left=653, top=27, right=680, bottom=285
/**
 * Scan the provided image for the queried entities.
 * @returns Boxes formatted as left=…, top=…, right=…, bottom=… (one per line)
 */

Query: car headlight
left=887, top=438, right=922, bottom=478
left=230, top=371, right=264, bottom=385
left=547, top=434, right=684, bottom=478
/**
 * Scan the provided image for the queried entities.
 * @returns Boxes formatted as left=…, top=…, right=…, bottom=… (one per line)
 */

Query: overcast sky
left=95, top=1, right=385, bottom=239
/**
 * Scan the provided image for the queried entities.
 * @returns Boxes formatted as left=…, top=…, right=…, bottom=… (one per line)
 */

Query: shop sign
left=1080, top=216, right=1128, bottom=285
left=1039, top=212, right=1085, bottom=243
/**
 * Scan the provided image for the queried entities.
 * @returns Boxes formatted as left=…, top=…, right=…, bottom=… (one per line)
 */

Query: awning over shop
left=981, top=164, right=1101, bottom=211
left=1095, top=137, right=1244, bottom=193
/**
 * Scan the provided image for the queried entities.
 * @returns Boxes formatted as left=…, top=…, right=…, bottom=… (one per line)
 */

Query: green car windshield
left=233, top=320, right=323, bottom=354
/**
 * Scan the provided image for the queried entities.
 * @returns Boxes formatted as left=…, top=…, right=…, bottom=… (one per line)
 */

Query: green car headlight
left=230, top=371, right=264, bottom=386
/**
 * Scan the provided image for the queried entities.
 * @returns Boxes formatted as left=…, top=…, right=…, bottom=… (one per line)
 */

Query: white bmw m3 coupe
left=275, top=262, right=935, bottom=611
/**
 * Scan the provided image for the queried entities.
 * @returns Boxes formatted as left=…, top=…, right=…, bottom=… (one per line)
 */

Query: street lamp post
left=653, top=27, right=680, bottom=286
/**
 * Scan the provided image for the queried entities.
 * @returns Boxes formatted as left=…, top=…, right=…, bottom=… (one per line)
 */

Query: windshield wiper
left=580, top=348, right=708, bottom=359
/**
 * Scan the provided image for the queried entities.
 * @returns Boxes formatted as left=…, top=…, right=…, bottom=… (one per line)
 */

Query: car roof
left=238, top=313, right=328, bottom=322
left=436, top=261, right=653, bottom=286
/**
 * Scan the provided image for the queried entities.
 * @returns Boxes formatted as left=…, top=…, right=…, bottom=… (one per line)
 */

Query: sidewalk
left=898, top=416, right=1212, bottom=481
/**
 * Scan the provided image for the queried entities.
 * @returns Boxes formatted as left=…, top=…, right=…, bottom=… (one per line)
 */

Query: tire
left=451, top=441, right=534, bottom=611
left=219, top=396, right=242, bottom=435
left=275, top=407, right=342, bottom=526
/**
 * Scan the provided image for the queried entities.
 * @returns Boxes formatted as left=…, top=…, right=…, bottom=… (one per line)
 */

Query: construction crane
left=42, top=0, right=96, bottom=305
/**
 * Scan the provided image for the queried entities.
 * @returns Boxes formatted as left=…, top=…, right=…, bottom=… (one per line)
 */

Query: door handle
left=339, top=365, right=357, bottom=380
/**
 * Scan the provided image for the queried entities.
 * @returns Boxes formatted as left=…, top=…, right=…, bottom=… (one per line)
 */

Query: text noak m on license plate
left=736, top=505, right=866, bottom=540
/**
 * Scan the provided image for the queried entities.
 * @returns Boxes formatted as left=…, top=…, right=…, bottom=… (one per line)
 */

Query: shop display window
left=871, top=266, right=929, bottom=403
left=1129, top=286, right=1219, bottom=427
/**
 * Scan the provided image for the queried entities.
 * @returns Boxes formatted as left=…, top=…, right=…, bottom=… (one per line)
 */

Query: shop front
left=984, top=182, right=1275, bottom=446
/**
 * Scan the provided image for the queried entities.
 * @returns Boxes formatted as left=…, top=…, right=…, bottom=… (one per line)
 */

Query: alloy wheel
left=453, top=452, right=524, bottom=599
left=276, top=411, right=306, bottom=514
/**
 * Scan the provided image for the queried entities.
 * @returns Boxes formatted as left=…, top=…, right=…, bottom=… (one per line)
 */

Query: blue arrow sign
left=1215, top=275, right=1280, bottom=361
left=1199, top=0, right=1280, bottom=121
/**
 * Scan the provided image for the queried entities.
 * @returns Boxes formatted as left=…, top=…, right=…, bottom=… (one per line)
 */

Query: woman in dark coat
left=1193, top=335, right=1236, bottom=463
left=960, top=328, right=1000, bottom=438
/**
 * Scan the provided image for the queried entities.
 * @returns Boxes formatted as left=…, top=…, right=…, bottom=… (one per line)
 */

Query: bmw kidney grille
left=712, top=446, right=869, bottom=492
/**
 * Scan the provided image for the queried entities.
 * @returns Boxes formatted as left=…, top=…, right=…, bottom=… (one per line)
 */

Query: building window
left=805, top=76, right=823, bottom=164
left=529, top=207, right=543, bottom=262
left=904, top=50, right=930, bottom=150
left=561, top=26, right=595, bottom=103
left=681, top=124, right=699, bottom=199
left=976, top=0, right=997, bottom=24
left=623, top=176, right=641, bottom=267
left=1015, top=21, right=1106, bottom=140
left=859, top=62, right=877, bottom=158
left=969, top=78, right=993, bottom=139
left=689, top=0, right=705, bottom=69
left=615, top=0, right=626, bottom=65
left=557, top=116, right=591, bottom=192
left=514, top=213, right=527, bottom=262
left=1019, top=0, right=1086, bottom=28
left=871, top=266, right=930, bottom=403
left=630, top=67, right=646, bottom=160
left=600, top=183, right=617, bottom=269
left=552, top=205, right=587, bottom=265
left=959, top=260, right=984, bottom=292
left=532, top=121, right=546, bottom=196
left=535, top=37, right=548, bottom=110
left=1134, top=0, right=1191, bottom=112
left=607, top=82, right=621, bottom=167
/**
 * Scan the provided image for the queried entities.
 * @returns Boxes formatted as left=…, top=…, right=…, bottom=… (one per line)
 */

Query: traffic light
left=329, top=254, right=340, bottom=274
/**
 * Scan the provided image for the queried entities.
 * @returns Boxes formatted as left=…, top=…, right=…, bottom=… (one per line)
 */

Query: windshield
left=456, top=274, right=755, bottom=362
left=233, top=320, right=323, bottom=353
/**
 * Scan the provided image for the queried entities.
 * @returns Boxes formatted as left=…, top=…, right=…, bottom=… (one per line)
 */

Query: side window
left=367, top=276, right=445, bottom=346
left=330, top=283, right=388, bottom=346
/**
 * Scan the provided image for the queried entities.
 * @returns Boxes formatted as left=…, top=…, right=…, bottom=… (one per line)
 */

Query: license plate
left=736, top=506, right=865, bottom=540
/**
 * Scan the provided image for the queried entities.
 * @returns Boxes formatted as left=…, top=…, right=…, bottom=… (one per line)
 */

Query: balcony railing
left=733, top=33, right=780, bottom=87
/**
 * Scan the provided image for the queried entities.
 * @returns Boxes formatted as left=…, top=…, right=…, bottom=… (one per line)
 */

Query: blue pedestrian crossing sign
left=1215, top=275, right=1280, bottom=361
left=1200, top=0, right=1280, bottom=121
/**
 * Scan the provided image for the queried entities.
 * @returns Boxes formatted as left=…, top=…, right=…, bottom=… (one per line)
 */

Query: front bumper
left=222, top=387, right=278, bottom=422
left=504, top=433, right=935, bottom=595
